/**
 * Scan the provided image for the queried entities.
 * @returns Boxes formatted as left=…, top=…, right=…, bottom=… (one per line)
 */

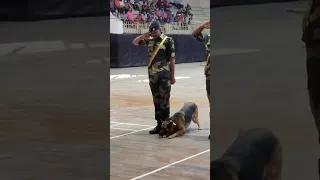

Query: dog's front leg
left=168, top=129, right=185, bottom=139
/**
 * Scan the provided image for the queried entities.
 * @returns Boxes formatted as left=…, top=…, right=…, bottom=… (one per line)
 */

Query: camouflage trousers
left=306, top=47, right=320, bottom=144
left=149, top=75, right=171, bottom=122
left=206, top=75, right=210, bottom=106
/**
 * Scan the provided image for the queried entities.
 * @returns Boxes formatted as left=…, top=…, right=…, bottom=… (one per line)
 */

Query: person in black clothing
left=302, top=0, right=320, bottom=177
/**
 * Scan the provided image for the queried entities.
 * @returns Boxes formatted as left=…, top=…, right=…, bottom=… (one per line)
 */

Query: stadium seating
left=111, top=0, right=210, bottom=34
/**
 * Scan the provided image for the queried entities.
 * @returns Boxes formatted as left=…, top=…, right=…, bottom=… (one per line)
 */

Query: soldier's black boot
left=208, top=135, right=210, bottom=139
left=149, top=120, right=162, bottom=134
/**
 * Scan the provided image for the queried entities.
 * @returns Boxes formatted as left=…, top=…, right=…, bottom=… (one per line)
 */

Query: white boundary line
left=110, top=127, right=153, bottom=139
left=110, top=121, right=153, bottom=127
left=110, top=123, right=123, bottom=127
left=129, top=149, right=210, bottom=180
left=111, top=127, right=138, bottom=131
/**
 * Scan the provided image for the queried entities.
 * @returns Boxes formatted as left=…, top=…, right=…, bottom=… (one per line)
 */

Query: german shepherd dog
left=211, top=128, right=282, bottom=180
left=159, top=102, right=201, bottom=139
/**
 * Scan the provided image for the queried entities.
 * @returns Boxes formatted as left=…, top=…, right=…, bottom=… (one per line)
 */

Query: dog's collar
left=168, top=119, right=176, bottom=126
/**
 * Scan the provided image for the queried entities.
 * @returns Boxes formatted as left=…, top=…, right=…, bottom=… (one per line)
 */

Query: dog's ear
left=237, top=128, right=246, bottom=136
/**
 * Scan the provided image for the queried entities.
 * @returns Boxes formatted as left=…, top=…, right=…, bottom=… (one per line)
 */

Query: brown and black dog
left=211, top=128, right=282, bottom=180
left=159, top=102, right=201, bottom=139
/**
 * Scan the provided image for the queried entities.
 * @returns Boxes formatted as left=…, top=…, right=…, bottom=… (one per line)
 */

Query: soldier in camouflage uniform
left=133, top=22, right=176, bottom=134
left=192, top=21, right=210, bottom=139
left=302, top=0, right=320, bottom=176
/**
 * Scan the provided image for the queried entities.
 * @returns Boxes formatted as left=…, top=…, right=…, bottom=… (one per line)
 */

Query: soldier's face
left=150, top=29, right=161, bottom=38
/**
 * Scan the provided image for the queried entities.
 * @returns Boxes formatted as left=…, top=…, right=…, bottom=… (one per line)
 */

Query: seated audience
left=112, top=0, right=193, bottom=30
left=126, top=9, right=134, bottom=22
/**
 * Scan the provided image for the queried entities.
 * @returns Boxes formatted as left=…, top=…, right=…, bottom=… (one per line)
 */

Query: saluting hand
left=142, top=32, right=150, bottom=39
left=203, top=21, right=210, bottom=29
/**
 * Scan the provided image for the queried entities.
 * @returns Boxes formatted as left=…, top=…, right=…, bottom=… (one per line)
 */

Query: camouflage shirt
left=138, top=34, right=175, bottom=77
left=193, top=33, right=210, bottom=76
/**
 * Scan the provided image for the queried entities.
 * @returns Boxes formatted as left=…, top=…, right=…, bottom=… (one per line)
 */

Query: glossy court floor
left=110, top=63, right=210, bottom=180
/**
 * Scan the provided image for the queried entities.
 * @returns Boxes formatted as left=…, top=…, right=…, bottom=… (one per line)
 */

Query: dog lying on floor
left=159, top=102, right=201, bottom=139
left=211, top=128, right=282, bottom=180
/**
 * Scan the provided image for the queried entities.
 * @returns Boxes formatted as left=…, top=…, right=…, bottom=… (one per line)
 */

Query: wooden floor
left=110, top=63, right=210, bottom=180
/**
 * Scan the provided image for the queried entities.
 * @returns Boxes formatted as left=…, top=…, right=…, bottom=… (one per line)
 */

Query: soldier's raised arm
left=133, top=32, right=151, bottom=46
left=192, top=20, right=210, bottom=43
left=302, top=0, right=313, bottom=32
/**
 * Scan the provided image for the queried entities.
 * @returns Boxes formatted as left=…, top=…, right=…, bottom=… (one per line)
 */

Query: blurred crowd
left=110, top=0, right=193, bottom=27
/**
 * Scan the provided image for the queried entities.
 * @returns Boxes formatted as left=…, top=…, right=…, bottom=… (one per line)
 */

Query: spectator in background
left=155, top=9, right=160, bottom=18
left=135, top=12, right=143, bottom=23
left=113, top=0, right=193, bottom=27
left=124, top=0, right=130, bottom=10
left=168, top=12, right=174, bottom=24
left=114, top=0, right=121, bottom=9
left=174, top=13, right=179, bottom=23
left=160, top=8, right=165, bottom=17
left=110, top=1, right=115, bottom=13
left=169, top=0, right=184, bottom=10
left=186, top=3, right=193, bottom=20
left=163, top=10, right=168, bottom=22
left=146, top=13, right=153, bottom=22
left=157, top=0, right=164, bottom=9
left=142, top=2, right=148, bottom=13
left=187, top=17, right=191, bottom=25
left=141, top=12, right=147, bottom=23
left=137, top=2, right=142, bottom=11
left=119, top=12, right=127, bottom=21
left=114, top=9, right=119, bottom=17
left=178, top=13, right=184, bottom=25
left=150, top=2, right=156, bottom=12
left=127, top=9, right=134, bottom=22
left=163, top=0, right=169, bottom=8
left=131, top=0, right=139, bottom=10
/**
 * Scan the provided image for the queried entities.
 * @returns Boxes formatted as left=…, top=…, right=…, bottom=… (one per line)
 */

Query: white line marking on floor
left=130, top=149, right=210, bottom=180
left=137, top=76, right=191, bottom=82
left=110, top=123, right=123, bottom=128
left=110, top=121, right=154, bottom=127
left=110, top=127, right=153, bottom=139
left=111, top=127, right=137, bottom=131
left=110, top=123, right=123, bottom=127
left=110, top=74, right=147, bottom=80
